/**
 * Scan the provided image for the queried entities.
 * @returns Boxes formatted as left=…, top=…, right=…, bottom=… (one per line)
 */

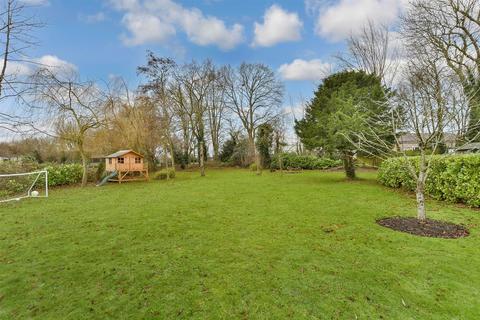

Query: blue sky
left=21, top=0, right=406, bottom=108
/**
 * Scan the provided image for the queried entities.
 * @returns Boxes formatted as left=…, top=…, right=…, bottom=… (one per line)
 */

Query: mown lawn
left=0, top=169, right=479, bottom=319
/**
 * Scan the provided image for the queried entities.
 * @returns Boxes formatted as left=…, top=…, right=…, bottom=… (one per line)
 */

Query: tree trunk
left=279, top=152, right=283, bottom=174
left=169, top=142, right=175, bottom=171
left=80, top=150, right=88, bottom=187
left=255, top=149, right=262, bottom=176
left=248, top=133, right=256, bottom=165
left=200, top=140, right=205, bottom=177
left=343, top=151, right=356, bottom=179
left=467, top=93, right=480, bottom=142
left=164, top=145, right=170, bottom=180
left=416, top=153, right=427, bottom=221
left=212, top=139, right=220, bottom=162
left=416, top=182, right=426, bottom=221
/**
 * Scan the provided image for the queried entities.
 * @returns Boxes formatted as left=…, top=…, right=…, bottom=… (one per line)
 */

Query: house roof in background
left=398, top=133, right=457, bottom=144
left=457, top=142, right=480, bottom=151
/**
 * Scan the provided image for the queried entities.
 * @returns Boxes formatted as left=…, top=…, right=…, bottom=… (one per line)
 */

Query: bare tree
left=338, top=20, right=400, bottom=85
left=30, top=68, right=106, bottom=187
left=137, top=52, right=177, bottom=172
left=225, top=63, right=283, bottom=174
left=0, top=0, right=42, bottom=131
left=403, top=0, right=480, bottom=140
left=171, top=60, right=215, bottom=176
left=170, top=82, right=193, bottom=168
left=206, top=65, right=228, bottom=161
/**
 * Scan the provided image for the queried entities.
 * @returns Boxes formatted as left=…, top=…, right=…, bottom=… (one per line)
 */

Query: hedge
left=44, top=163, right=83, bottom=186
left=0, top=162, right=84, bottom=198
left=378, top=154, right=480, bottom=207
left=153, top=169, right=176, bottom=180
left=270, top=153, right=342, bottom=170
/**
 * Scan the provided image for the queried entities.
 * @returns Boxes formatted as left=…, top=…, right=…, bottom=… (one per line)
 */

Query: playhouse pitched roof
left=105, top=150, right=143, bottom=158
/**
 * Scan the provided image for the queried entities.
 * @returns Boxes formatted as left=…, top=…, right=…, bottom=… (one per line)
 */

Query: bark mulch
left=377, top=216, right=469, bottom=239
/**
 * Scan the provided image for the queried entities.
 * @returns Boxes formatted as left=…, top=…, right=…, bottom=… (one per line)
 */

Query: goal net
left=0, top=171, right=49, bottom=203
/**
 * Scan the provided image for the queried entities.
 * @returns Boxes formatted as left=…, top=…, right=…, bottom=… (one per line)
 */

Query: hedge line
left=0, top=161, right=88, bottom=189
left=378, top=154, right=480, bottom=207
left=270, top=153, right=342, bottom=170
left=44, top=163, right=83, bottom=186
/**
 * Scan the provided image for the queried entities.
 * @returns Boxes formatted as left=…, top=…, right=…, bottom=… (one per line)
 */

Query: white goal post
left=0, top=170, right=48, bottom=203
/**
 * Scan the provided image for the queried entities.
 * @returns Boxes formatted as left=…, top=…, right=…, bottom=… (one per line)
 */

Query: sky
left=5, top=0, right=407, bottom=139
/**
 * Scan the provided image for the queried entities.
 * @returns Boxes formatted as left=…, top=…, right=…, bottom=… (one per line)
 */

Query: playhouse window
left=108, top=158, right=112, bottom=164
left=118, top=157, right=124, bottom=164
left=135, top=157, right=141, bottom=164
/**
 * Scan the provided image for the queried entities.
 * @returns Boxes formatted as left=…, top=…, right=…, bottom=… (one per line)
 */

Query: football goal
left=0, top=170, right=48, bottom=203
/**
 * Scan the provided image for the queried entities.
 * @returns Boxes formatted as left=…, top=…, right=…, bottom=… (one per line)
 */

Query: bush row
left=44, top=163, right=84, bottom=186
left=0, top=162, right=84, bottom=198
left=270, top=153, right=342, bottom=170
left=0, top=160, right=86, bottom=188
left=153, top=169, right=176, bottom=180
left=378, top=154, right=480, bottom=207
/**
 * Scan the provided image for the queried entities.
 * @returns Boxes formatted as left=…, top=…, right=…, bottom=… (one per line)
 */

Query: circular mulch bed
left=377, top=217, right=469, bottom=239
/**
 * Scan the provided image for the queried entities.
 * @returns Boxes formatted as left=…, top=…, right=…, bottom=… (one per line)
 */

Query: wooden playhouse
left=105, top=150, right=149, bottom=183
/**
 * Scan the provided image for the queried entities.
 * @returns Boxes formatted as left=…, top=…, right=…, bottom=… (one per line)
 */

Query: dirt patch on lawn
left=377, top=216, right=469, bottom=239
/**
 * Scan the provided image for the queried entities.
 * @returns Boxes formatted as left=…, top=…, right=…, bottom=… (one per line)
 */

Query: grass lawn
left=1, top=169, right=479, bottom=319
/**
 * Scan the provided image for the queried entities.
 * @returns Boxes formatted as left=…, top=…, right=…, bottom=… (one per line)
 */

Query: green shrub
left=378, top=154, right=480, bottom=207
left=0, top=162, right=83, bottom=198
left=0, top=158, right=41, bottom=174
left=0, top=161, right=84, bottom=193
left=45, top=163, right=83, bottom=187
left=92, top=161, right=105, bottom=181
left=0, top=178, right=26, bottom=198
left=249, top=163, right=258, bottom=171
left=153, top=169, right=176, bottom=180
left=270, top=153, right=342, bottom=170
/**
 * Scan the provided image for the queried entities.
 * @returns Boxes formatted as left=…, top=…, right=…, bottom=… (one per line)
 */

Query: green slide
left=96, top=171, right=117, bottom=187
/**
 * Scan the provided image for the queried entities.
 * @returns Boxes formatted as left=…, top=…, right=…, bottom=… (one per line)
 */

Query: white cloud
left=36, top=55, right=77, bottom=73
left=80, top=12, right=107, bottom=24
left=278, top=59, right=332, bottom=81
left=121, top=12, right=176, bottom=46
left=283, top=102, right=306, bottom=120
left=110, top=0, right=244, bottom=50
left=314, top=0, right=406, bottom=41
left=6, top=61, right=32, bottom=77
left=253, top=5, right=303, bottom=47
left=5, top=55, right=77, bottom=77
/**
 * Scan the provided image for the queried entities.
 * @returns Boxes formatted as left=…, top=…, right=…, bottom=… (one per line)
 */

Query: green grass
left=1, top=169, right=479, bottom=319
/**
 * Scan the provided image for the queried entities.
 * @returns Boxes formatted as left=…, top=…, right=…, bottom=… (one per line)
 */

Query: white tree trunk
left=416, top=153, right=427, bottom=221
left=416, top=181, right=426, bottom=221
left=164, top=144, right=170, bottom=180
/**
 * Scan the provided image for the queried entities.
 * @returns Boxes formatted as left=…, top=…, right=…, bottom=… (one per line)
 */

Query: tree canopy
left=295, top=70, right=391, bottom=178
